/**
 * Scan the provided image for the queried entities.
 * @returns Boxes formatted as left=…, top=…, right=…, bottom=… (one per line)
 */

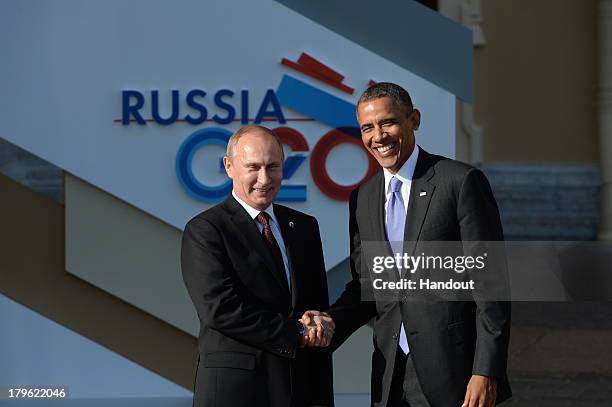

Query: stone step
left=480, top=164, right=600, bottom=240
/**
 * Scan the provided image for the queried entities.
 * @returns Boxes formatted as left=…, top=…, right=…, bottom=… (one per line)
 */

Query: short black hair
left=357, top=82, right=413, bottom=116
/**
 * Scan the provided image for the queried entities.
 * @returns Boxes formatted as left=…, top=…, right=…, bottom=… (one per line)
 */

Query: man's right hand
left=299, top=310, right=335, bottom=347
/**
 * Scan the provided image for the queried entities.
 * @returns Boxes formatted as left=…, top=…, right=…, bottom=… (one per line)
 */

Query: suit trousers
left=387, top=347, right=431, bottom=407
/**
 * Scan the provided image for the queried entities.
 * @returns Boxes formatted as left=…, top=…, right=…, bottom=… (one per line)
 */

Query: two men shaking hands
left=181, top=83, right=511, bottom=407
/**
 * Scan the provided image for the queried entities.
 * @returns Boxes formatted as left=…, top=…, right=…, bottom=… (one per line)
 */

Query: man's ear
left=411, top=109, right=421, bottom=130
left=223, top=156, right=233, bottom=179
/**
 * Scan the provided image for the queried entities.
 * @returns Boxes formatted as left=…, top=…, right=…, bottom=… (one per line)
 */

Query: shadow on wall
left=0, top=138, right=63, bottom=203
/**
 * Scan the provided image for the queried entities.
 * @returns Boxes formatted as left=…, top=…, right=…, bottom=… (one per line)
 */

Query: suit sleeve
left=181, top=217, right=301, bottom=358
left=303, top=216, right=335, bottom=407
left=327, top=188, right=378, bottom=350
left=457, top=168, right=511, bottom=378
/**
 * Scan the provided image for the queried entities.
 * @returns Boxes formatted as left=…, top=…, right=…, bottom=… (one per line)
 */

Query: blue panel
left=276, top=75, right=358, bottom=129
left=283, top=154, right=307, bottom=180
left=276, top=185, right=306, bottom=201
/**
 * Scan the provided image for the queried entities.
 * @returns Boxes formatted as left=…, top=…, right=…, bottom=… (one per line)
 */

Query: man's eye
left=362, top=127, right=373, bottom=133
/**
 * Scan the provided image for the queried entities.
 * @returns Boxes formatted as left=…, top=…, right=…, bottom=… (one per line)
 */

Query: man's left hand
left=462, top=375, right=496, bottom=407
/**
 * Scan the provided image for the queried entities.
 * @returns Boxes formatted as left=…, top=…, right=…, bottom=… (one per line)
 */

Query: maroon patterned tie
left=256, top=212, right=289, bottom=292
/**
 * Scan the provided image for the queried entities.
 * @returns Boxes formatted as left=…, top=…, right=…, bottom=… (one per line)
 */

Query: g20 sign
left=121, top=88, right=378, bottom=202
left=175, top=126, right=378, bottom=202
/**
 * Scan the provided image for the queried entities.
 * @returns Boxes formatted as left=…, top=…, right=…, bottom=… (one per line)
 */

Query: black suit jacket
left=328, top=148, right=511, bottom=407
left=181, top=196, right=334, bottom=407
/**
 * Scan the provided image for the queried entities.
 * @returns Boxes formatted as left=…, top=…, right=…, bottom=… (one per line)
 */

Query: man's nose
left=372, top=126, right=386, bottom=142
left=257, top=168, right=270, bottom=184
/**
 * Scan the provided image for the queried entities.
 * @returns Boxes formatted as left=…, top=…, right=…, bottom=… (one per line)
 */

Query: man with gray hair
left=181, top=125, right=334, bottom=407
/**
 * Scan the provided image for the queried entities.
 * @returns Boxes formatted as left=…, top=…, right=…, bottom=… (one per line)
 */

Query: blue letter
left=212, top=89, right=235, bottom=124
left=241, top=90, right=249, bottom=124
left=255, top=89, right=285, bottom=124
left=122, top=90, right=145, bottom=125
left=176, top=128, right=232, bottom=202
left=152, top=90, right=179, bottom=125
left=185, top=89, right=207, bottom=125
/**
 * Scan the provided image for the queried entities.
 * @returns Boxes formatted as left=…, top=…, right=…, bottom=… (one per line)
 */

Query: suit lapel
left=224, top=197, right=291, bottom=301
left=273, top=205, right=299, bottom=310
left=368, top=171, right=387, bottom=243
left=404, top=149, right=436, bottom=256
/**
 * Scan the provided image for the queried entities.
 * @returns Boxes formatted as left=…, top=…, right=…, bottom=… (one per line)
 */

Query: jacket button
left=392, top=333, right=398, bottom=340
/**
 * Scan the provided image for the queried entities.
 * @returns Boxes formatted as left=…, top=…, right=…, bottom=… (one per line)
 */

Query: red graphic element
left=297, top=53, right=344, bottom=83
left=281, top=53, right=354, bottom=95
left=272, top=127, right=309, bottom=152
left=310, top=128, right=378, bottom=201
left=367, top=79, right=377, bottom=87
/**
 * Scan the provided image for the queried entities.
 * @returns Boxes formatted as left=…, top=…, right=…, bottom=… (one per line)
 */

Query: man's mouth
left=376, top=141, right=397, bottom=156
left=253, top=187, right=271, bottom=193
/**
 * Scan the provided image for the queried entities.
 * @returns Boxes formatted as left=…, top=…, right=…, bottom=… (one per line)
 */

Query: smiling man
left=181, top=125, right=334, bottom=407
left=322, top=83, right=512, bottom=407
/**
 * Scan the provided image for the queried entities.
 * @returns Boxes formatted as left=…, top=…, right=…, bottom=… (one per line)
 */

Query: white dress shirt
left=232, top=191, right=291, bottom=289
left=383, top=145, right=420, bottom=221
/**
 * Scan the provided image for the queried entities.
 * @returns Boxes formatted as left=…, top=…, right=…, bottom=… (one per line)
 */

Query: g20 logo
left=176, top=127, right=378, bottom=202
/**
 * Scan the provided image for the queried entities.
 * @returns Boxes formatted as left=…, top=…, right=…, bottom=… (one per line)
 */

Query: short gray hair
left=225, top=125, right=284, bottom=160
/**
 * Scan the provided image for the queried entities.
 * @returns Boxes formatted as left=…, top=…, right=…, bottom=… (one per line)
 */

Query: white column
left=598, top=0, right=612, bottom=240
left=439, top=0, right=485, bottom=164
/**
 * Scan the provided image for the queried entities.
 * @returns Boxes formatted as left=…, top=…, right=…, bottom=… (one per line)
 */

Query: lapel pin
left=289, top=221, right=295, bottom=228
left=419, top=191, right=427, bottom=197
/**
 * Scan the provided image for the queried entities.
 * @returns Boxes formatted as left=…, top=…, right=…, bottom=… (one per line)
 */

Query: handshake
left=298, top=310, right=335, bottom=348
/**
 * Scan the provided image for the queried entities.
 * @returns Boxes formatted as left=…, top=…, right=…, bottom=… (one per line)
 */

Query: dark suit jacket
left=328, top=148, right=511, bottom=407
left=181, top=196, right=334, bottom=407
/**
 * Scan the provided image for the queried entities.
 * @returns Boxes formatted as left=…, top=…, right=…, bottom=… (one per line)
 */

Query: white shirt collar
left=383, top=144, right=420, bottom=195
left=232, top=190, right=278, bottom=224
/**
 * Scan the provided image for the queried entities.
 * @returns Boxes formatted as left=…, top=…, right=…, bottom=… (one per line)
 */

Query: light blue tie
left=386, top=176, right=410, bottom=354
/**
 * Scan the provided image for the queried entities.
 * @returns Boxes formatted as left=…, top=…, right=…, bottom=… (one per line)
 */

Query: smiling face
left=223, top=130, right=283, bottom=210
left=357, top=96, right=420, bottom=174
